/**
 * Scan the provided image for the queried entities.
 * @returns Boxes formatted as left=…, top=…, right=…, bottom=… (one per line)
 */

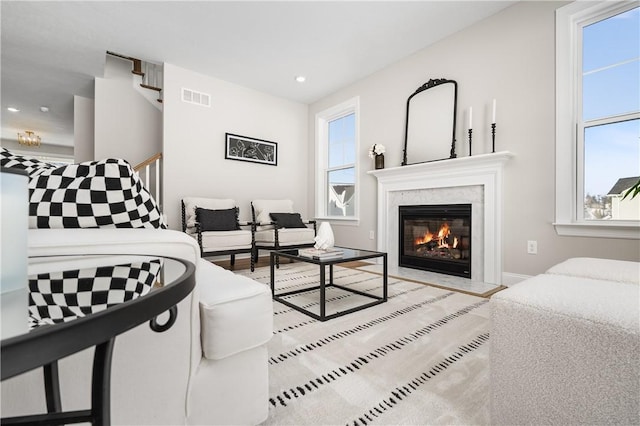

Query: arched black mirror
left=402, top=78, right=458, bottom=165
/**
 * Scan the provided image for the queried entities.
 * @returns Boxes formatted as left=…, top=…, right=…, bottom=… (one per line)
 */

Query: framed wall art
left=225, top=133, right=278, bottom=166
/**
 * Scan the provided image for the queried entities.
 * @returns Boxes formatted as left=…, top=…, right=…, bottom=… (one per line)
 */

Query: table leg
left=383, top=253, right=388, bottom=301
left=320, top=265, right=326, bottom=320
left=329, top=264, right=334, bottom=285
left=270, top=253, right=276, bottom=296
left=43, top=361, right=62, bottom=413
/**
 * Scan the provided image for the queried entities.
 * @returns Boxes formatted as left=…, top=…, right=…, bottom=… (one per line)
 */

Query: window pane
left=582, top=7, right=640, bottom=121
left=583, top=7, right=639, bottom=72
left=327, top=168, right=355, bottom=217
left=583, top=61, right=640, bottom=120
left=584, top=119, right=640, bottom=220
left=328, top=113, right=355, bottom=168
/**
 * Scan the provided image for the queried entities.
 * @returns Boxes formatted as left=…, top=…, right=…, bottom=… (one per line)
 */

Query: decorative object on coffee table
left=299, top=247, right=344, bottom=260
left=314, top=222, right=335, bottom=249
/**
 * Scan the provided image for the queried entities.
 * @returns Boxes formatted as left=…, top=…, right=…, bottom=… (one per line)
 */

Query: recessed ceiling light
left=7, top=107, right=20, bottom=112
left=40, top=106, right=49, bottom=113
left=295, top=76, right=306, bottom=83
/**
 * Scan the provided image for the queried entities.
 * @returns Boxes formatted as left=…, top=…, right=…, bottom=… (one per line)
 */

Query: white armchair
left=0, top=151, right=272, bottom=424
left=181, top=197, right=255, bottom=271
left=1, top=229, right=273, bottom=425
left=251, top=199, right=316, bottom=266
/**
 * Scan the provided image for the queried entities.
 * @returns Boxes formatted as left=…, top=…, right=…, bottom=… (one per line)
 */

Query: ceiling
left=1, top=1, right=515, bottom=148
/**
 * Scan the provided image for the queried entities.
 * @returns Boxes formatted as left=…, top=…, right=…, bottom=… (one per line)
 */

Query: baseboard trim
left=501, top=272, right=532, bottom=287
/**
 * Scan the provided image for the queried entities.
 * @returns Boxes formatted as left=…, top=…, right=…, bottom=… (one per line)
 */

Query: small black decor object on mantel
left=491, top=123, right=497, bottom=153
left=369, top=144, right=386, bottom=170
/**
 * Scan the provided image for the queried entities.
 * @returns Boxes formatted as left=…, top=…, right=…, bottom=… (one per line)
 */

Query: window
left=555, top=2, right=639, bottom=238
left=315, top=97, right=359, bottom=220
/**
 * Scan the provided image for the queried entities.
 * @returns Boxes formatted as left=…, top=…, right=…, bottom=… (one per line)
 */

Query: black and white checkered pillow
left=1, top=148, right=166, bottom=229
left=28, top=259, right=162, bottom=328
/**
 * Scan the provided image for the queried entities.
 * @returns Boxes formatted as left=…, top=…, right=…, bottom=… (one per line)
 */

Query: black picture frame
left=225, top=133, right=278, bottom=166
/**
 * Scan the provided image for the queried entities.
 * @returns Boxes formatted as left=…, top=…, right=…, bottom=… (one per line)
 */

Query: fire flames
left=414, top=223, right=459, bottom=249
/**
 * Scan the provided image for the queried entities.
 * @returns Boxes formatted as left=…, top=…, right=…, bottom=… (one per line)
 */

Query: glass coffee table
left=270, top=247, right=387, bottom=321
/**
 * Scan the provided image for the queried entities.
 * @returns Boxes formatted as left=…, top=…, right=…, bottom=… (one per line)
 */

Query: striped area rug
left=237, top=262, right=491, bottom=425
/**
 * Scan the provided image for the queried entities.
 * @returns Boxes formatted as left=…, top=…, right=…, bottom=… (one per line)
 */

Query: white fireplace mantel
left=368, top=151, right=513, bottom=284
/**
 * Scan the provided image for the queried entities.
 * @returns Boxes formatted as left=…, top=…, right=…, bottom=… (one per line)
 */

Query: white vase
left=314, top=222, right=335, bottom=250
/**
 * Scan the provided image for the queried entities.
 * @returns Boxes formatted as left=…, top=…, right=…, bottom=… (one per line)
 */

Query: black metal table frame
left=1, top=256, right=196, bottom=426
left=270, top=248, right=387, bottom=321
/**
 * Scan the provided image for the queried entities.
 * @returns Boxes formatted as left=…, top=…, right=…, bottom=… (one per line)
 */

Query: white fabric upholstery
left=200, top=229, right=252, bottom=251
left=198, top=258, right=272, bottom=360
left=490, top=258, right=640, bottom=425
left=254, top=227, right=315, bottom=245
left=28, top=228, right=200, bottom=262
left=493, top=273, right=639, bottom=334
left=182, top=197, right=236, bottom=230
left=546, top=256, right=640, bottom=284
left=3, top=228, right=272, bottom=425
left=182, top=197, right=253, bottom=260
left=187, top=346, right=269, bottom=425
left=252, top=199, right=293, bottom=229
left=251, top=199, right=315, bottom=253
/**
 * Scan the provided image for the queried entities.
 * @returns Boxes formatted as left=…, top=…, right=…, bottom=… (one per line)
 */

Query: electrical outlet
left=369, top=230, right=375, bottom=240
left=527, top=240, right=538, bottom=254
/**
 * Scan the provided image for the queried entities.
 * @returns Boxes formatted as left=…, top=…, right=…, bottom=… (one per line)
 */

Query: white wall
left=162, top=63, right=309, bottom=230
left=94, top=56, right=162, bottom=166
left=308, top=1, right=640, bottom=277
left=73, top=95, right=94, bottom=163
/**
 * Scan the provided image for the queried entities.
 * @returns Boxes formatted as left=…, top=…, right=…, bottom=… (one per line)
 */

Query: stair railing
left=106, top=51, right=163, bottom=102
left=134, top=152, right=163, bottom=208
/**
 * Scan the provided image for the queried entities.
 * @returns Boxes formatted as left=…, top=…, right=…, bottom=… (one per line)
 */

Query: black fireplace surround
left=399, top=204, right=471, bottom=278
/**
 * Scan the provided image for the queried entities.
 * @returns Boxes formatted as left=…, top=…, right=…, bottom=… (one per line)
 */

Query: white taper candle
left=492, top=99, right=496, bottom=123
left=469, top=107, right=473, bottom=129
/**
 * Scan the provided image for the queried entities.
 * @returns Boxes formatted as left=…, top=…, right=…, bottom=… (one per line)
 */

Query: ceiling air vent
left=181, top=88, right=211, bottom=107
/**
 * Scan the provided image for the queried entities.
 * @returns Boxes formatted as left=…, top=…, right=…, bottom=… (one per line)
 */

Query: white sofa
left=1, top=228, right=273, bottom=425
left=490, top=257, right=640, bottom=425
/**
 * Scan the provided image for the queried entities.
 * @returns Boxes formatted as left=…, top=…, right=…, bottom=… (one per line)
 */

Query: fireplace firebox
left=399, top=204, right=471, bottom=278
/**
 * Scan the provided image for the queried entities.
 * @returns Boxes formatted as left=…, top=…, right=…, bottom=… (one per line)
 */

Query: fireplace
left=399, top=204, right=472, bottom=278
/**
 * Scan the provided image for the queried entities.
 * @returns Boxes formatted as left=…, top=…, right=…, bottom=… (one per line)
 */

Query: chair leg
left=250, top=251, right=255, bottom=272
left=230, top=254, right=236, bottom=268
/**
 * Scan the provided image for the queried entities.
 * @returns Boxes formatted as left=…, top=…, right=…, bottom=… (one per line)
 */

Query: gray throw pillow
left=269, top=212, right=307, bottom=228
left=196, top=207, right=240, bottom=231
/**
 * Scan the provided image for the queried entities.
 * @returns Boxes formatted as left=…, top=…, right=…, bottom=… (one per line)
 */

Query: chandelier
left=17, top=130, right=41, bottom=147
